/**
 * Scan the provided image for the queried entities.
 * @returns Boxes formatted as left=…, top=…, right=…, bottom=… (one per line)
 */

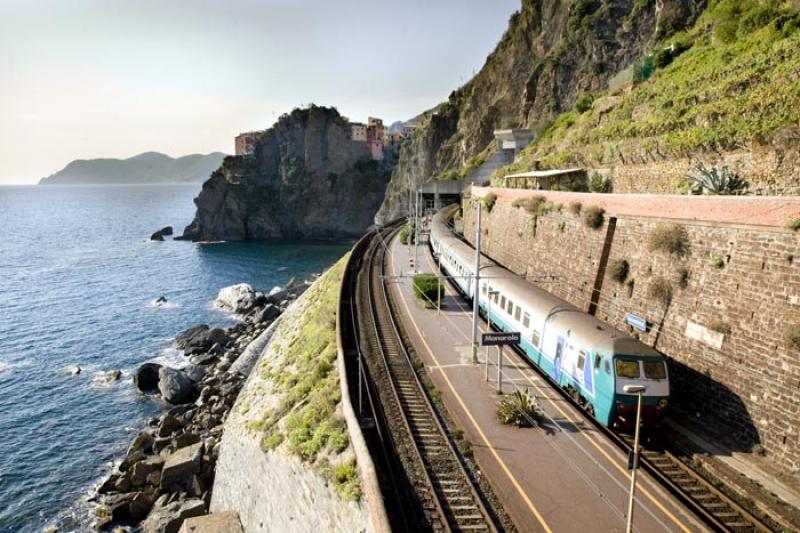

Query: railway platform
left=383, top=231, right=709, bottom=533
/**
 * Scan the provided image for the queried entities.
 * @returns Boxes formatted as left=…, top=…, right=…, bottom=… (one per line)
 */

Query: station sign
left=624, top=313, right=648, bottom=332
left=481, top=331, right=520, bottom=346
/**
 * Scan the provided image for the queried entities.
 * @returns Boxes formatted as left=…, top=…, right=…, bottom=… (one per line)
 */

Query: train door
left=552, top=337, right=564, bottom=382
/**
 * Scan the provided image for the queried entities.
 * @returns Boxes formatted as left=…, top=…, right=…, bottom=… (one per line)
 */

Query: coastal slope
left=375, top=0, right=705, bottom=222
left=211, top=254, right=374, bottom=531
left=181, top=105, right=392, bottom=241
left=39, top=152, right=226, bottom=185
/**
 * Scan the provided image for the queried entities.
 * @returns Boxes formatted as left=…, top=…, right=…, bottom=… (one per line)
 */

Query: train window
left=514, top=306, right=521, bottom=321
left=577, top=352, right=586, bottom=371
left=531, top=329, right=540, bottom=346
left=481, top=284, right=487, bottom=295
left=604, top=360, right=611, bottom=375
left=492, top=291, right=498, bottom=303
left=643, top=361, right=667, bottom=380
left=615, top=360, right=640, bottom=378
left=594, top=354, right=602, bottom=370
left=506, top=299, right=514, bottom=314
left=500, top=295, right=506, bottom=308
left=522, top=313, right=530, bottom=328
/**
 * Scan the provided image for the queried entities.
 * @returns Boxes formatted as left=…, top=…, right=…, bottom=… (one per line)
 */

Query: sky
left=0, top=0, right=520, bottom=184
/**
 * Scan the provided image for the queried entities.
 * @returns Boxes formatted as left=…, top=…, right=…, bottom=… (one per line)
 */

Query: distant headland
left=38, top=151, right=227, bottom=185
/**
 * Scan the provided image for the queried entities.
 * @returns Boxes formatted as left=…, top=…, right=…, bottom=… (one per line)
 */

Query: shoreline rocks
left=96, top=279, right=305, bottom=531
left=150, top=226, right=174, bottom=241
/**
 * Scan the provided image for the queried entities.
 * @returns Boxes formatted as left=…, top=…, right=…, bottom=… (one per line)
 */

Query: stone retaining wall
left=463, top=189, right=800, bottom=474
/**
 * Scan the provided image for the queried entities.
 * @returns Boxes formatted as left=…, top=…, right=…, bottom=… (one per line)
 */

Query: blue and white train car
left=429, top=209, right=669, bottom=429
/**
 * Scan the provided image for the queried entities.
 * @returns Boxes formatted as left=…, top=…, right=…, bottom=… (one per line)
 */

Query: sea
left=0, top=184, right=351, bottom=532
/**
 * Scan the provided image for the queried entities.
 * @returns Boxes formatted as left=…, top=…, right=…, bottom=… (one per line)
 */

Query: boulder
left=129, top=491, right=157, bottom=520
left=174, top=325, right=209, bottom=349
left=254, top=304, right=281, bottom=324
left=157, top=414, right=183, bottom=437
left=102, top=493, right=136, bottom=522
left=214, top=284, right=257, bottom=314
left=182, top=364, right=206, bottom=383
left=158, top=367, right=194, bottom=404
left=135, top=363, right=162, bottom=392
left=183, top=329, right=229, bottom=356
left=142, top=498, right=206, bottom=533
left=130, top=456, right=164, bottom=487
left=188, top=352, right=218, bottom=366
left=103, top=369, right=122, bottom=381
left=160, top=442, right=203, bottom=489
left=178, top=512, right=244, bottom=533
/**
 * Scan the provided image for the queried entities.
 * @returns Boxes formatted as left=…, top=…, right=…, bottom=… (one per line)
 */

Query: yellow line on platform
left=390, top=250, right=553, bottom=533
left=420, top=245, right=693, bottom=533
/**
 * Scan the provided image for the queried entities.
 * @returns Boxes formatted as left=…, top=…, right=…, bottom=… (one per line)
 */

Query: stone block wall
left=462, top=191, right=800, bottom=473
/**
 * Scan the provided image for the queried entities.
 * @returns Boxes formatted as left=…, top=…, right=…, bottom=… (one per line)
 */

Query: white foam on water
left=268, top=285, right=282, bottom=295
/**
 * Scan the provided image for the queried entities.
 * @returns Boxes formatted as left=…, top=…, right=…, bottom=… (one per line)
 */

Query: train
left=428, top=208, right=670, bottom=430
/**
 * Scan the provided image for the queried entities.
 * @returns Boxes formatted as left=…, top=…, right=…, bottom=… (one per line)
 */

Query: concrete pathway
left=385, top=233, right=708, bottom=533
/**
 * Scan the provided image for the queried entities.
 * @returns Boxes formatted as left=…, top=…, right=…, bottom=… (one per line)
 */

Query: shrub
left=574, top=93, right=594, bottom=113
left=261, top=431, right=285, bottom=451
left=588, top=172, right=613, bottom=193
left=786, top=219, right=800, bottom=231
left=522, top=195, right=547, bottom=214
left=511, top=199, right=521, bottom=209
left=482, top=193, right=497, bottom=212
left=647, top=277, right=673, bottom=304
left=786, top=325, right=800, bottom=350
left=609, top=259, right=629, bottom=283
left=648, top=224, right=689, bottom=256
left=709, top=320, right=732, bottom=335
left=412, top=274, right=443, bottom=307
left=333, top=459, right=362, bottom=502
left=687, top=163, right=748, bottom=195
left=709, top=256, right=725, bottom=269
left=537, top=201, right=556, bottom=216
left=496, top=390, right=544, bottom=427
left=582, top=205, right=605, bottom=229
left=676, top=268, right=690, bottom=288
left=399, top=224, right=415, bottom=245
left=568, top=202, right=583, bottom=215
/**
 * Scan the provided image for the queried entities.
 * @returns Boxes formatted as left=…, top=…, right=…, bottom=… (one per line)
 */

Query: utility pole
left=471, top=203, right=482, bottom=364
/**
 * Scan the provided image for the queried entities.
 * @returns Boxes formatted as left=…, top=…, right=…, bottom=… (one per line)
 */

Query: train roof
left=430, top=209, right=664, bottom=359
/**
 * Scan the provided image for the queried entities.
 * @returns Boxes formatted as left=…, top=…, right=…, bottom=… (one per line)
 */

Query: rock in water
left=181, top=364, right=206, bottom=383
left=174, top=324, right=209, bottom=349
left=134, top=363, right=162, bottom=392
left=150, top=226, right=174, bottom=241
left=158, top=367, right=194, bottom=404
left=142, top=498, right=206, bottom=533
left=183, top=328, right=229, bottom=356
left=214, top=284, right=257, bottom=314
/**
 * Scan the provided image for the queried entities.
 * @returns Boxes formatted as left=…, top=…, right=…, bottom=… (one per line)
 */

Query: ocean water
left=0, top=184, right=351, bottom=532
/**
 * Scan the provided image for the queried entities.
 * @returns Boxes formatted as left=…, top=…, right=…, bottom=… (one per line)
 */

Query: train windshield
left=615, top=359, right=640, bottom=378
left=643, top=361, right=667, bottom=379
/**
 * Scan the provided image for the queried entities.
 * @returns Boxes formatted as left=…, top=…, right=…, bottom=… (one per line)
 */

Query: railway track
left=357, top=223, right=498, bottom=533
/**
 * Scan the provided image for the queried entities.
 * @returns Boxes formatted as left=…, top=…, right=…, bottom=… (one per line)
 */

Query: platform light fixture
left=623, top=383, right=646, bottom=533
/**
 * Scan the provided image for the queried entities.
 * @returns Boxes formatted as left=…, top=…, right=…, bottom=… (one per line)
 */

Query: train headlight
left=657, top=398, right=669, bottom=409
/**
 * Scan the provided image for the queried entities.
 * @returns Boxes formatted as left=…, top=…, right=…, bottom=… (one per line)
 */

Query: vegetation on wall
left=648, top=224, right=690, bottom=256
left=247, top=256, right=362, bottom=502
left=609, top=259, right=630, bottom=283
left=686, top=163, right=748, bottom=195
left=647, top=277, right=674, bottom=304
left=412, top=274, right=443, bottom=308
left=482, top=193, right=498, bottom=212
left=497, top=0, right=800, bottom=173
left=786, top=325, right=800, bottom=350
left=582, top=205, right=605, bottom=229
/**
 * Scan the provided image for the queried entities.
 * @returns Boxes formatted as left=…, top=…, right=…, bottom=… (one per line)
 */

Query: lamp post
left=623, top=384, right=646, bottom=533
left=470, top=203, right=482, bottom=364
left=486, top=289, right=498, bottom=381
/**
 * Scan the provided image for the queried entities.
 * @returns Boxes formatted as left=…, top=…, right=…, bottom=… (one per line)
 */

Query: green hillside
left=499, top=0, right=800, bottom=178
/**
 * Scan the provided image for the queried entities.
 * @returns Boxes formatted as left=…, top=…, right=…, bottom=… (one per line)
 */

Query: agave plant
left=686, top=163, right=748, bottom=195
left=496, top=390, right=544, bottom=427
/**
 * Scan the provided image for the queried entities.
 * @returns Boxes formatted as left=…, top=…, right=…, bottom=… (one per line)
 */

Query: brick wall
left=462, top=192, right=800, bottom=473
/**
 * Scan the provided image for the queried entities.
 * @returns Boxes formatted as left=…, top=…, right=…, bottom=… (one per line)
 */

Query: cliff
left=502, top=0, right=800, bottom=195
left=375, top=0, right=705, bottom=222
left=39, top=151, right=226, bottom=185
left=181, top=106, right=392, bottom=241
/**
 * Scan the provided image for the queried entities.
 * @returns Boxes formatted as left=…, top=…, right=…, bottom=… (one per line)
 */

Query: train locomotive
left=428, top=208, right=670, bottom=430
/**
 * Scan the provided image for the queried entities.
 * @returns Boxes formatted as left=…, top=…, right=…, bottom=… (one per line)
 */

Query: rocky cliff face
left=182, top=106, right=392, bottom=241
left=376, top=0, right=704, bottom=222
